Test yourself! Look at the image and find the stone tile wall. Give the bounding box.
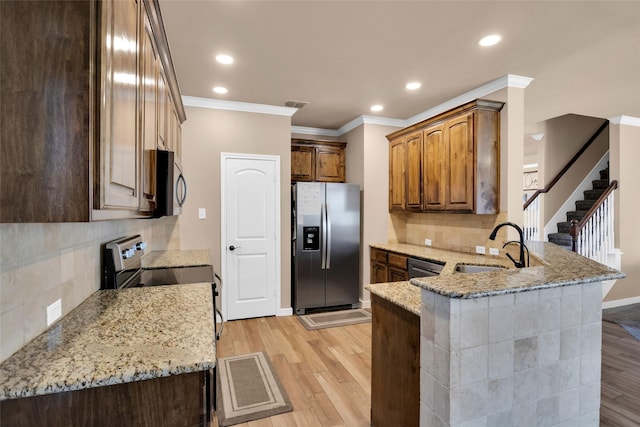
[420,282,603,426]
[0,217,180,362]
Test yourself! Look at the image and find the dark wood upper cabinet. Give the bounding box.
[387,99,503,214]
[291,139,346,183]
[0,0,185,223]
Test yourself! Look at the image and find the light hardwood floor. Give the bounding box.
[210,317,640,427]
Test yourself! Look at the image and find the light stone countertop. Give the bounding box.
[142,249,211,269]
[0,283,216,401]
[366,241,625,308]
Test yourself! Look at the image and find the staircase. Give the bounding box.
[548,167,610,249]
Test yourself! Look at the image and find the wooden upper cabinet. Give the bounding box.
[389,138,406,211]
[0,0,185,222]
[387,99,503,214]
[291,145,316,181]
[445,113,474,211]
[423,124,446,211]
[291,140,346,183]
[98,0,140,210]
[139,11,158,215]
[405,132,423,211]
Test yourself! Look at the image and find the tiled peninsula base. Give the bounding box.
[420,282,603,426]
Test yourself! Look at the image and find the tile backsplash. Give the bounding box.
[0,217,180,362]
[389,211,509,254]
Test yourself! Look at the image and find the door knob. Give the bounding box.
[229,245,241,251]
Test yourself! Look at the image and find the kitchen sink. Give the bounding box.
[454,264,507,273]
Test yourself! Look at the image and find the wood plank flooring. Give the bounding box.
[210,317,640,426]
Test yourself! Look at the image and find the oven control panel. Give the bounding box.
[105,235,147,273]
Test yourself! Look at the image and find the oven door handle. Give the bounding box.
[213,273,224,340]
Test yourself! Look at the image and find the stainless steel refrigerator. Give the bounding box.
[292,182,361,315]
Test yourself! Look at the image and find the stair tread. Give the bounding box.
[584,189,606,199]
[592,179,609,189]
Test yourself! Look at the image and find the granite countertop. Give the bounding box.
[0,283,216,401]
[366,241,625,305]
[142,249,210,269]
[367,281,421,316]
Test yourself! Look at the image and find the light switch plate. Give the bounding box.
[489,247,500,256]
[198,208,206,219]
[424,239,432,246]
[475,245,486,254]
[47,299,62,326]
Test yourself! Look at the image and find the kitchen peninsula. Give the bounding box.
[367,241,624,427]
[0,283,216,426]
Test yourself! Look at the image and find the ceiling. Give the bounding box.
[159,1,640,133]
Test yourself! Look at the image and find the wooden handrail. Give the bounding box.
[523,120,609,210]
[569,180,618,252]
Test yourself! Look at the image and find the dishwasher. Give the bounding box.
[408,257,445,278]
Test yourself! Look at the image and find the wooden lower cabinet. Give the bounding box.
[0,371,208,427]
[371,294,419,427]
[370,248,408,283]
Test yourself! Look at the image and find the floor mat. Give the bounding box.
[297,308,372,331]
[217,352,292,426]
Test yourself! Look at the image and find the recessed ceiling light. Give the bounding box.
[478,34,502,47]
[405,82,421,90]
[213,86,228,94]
[370,105,383,112]
[215,54,234,64]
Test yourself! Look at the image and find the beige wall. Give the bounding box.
[541,115,609,223]
[179,107,292,312]
[0,217,179,362]
[344,123,400,302]
[606,122,640,302]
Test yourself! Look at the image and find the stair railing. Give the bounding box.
[523,120,609,241]
[569,180,617,264]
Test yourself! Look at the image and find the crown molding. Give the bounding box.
[406,74,534,126]
[182,96,298,117]
[291,126,340,137]
[609,115,640,127]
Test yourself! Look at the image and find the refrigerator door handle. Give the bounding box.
[321,203,327,270]
[326,204,332,269]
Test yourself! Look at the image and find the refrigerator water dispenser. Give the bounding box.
[302,226,320,251]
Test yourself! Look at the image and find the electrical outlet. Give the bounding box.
[198,208,206,219]
[424,239,432,246]
[475,245,486,255]
[489,247,500,256]
[47,299,62,326]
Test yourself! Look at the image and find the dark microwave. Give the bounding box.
[154,150,186,217]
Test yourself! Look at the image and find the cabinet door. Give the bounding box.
[157,68,169,150]
[315,146,345,182]
[139,11,157,214]
[389,139,406,211]
[422,125,445,211]
[405,132,423,211]
[371,262,389,284]
[388,267,409,282]
[445,112,474,212]
[99,0,140,210]
[291,145,315,181]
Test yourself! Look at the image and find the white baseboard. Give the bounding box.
[277,307,293,316]
[602,296,640,309]
[359,299,371,309]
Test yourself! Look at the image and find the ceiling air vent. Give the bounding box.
[284,100,309,109]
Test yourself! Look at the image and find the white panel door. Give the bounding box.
[223,155,279,320]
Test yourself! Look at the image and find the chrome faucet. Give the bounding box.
[489,222,527,268]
